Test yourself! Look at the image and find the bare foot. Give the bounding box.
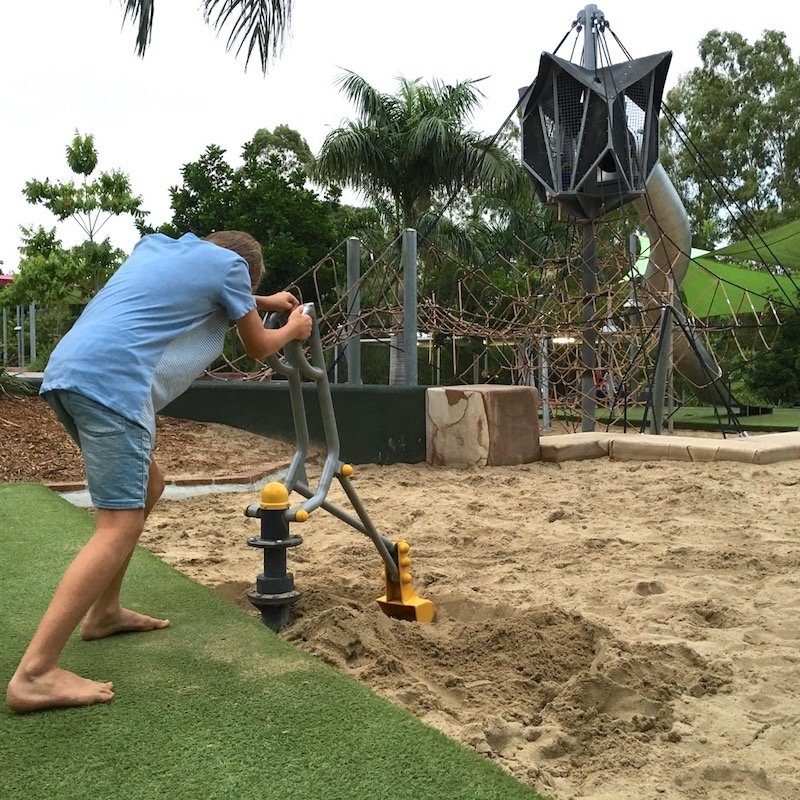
[6,667,114,713]
[80,608,170,641]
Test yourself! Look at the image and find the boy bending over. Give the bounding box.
[6,230,311,712]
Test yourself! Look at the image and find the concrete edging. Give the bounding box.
[539,431,800,464]
[44,458,293,493]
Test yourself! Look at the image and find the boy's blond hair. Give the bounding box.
[204,230,264,290]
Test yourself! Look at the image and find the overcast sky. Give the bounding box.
[1,0,797,273]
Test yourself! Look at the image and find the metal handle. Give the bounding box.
[262,302,398,578]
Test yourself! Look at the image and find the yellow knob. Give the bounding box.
[341,464,354,477]
[398,541,410,555]
[259,482,290,510]
[294,509,309,522]
[400,556,411,568]
[401,572,413,584]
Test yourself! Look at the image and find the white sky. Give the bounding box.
[1,0,797,273]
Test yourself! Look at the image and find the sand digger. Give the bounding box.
[244,303,435,631]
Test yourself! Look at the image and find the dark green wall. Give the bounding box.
[162,381,427,465]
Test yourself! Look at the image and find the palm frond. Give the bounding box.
[203,0,292,73]
[121,0,155,57]
[335,71,401,126]
[120,1,291,72]
[314,123,399,201]
[0,368,36,398]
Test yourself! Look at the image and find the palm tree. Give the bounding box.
[121,0,292,73]
[314,71,521,384]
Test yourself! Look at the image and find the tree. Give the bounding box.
[120,0,292,73]
[741,295,800,405]
[14,132,145,302]
[155,128,344,300]
[315,72,521,234]
[663,30,800,248]
[242,124,314,176]
[3,133,145,362]
[313,71,523,383]
[2,227,123,310]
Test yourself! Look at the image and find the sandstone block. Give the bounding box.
[426,385,540,467]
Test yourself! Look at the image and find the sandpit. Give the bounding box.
[140,440,800,800]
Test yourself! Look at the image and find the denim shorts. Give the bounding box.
[44,390,153,510]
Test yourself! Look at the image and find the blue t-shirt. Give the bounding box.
[41,233,256,428]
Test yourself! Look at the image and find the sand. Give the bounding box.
[141,434,800,800]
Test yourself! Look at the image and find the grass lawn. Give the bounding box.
[550,404,800,433]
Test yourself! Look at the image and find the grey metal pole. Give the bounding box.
[580,223,599,432]
[666,277,675,434]
[651,277,675,435]
[28,302,36,364]
[651,303,672,435]
[401,228,418,386]
[15,305,25,368]
[2,306,7,366]
[577,5,607,71]
[577,4,603,432]
[333,336,339,384]
[344,237,362,385]
[578,5,599,70]
[539,336,550,430]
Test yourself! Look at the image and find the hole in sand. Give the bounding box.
[433,594,518,623]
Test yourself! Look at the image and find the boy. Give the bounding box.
[6,230,311,712]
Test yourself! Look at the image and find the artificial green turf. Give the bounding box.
[0,484,544,800]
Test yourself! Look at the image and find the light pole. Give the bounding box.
[15,306,24,368]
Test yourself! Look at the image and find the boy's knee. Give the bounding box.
[149,473,166,502]
[95,509,147,547]
[148,462,166,504]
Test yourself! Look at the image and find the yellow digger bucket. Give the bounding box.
[377,540,436,623]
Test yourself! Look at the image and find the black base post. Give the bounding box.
[245,487,302,631]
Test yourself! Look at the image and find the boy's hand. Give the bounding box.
[256,292,300,313]
[286,305,313,341]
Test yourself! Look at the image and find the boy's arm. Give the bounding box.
[235,307,312,361]
[254,292,300,313]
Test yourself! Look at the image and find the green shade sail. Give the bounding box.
[636,218,800,319]
[712,217,800,270]
[683,255,799,318]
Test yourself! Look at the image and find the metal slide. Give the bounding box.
[633,163,738,419]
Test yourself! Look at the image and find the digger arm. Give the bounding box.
[259,303,435,623]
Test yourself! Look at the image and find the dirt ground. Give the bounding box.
[0,394,297,484]
[4,395,800,800]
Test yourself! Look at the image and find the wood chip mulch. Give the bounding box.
[0,395,253,485]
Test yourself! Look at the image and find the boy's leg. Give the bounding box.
[81,460,170,640]
[6,508,146,712]
[6,393,167,712]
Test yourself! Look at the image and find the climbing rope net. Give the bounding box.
[205,218,791,432]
